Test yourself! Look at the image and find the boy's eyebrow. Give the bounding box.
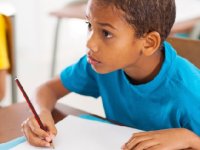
[85,15,117,30]
[97,22,117,30]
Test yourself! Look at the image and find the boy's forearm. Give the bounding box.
[34,84,58,112]
[33,77,70,113]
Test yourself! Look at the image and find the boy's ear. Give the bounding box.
[142,32,161,56]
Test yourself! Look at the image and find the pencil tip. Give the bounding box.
[50,142,55,149]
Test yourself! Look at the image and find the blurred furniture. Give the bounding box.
[167,37,200,68]
[50,1,87,77]
[171,18,200,36]
[0,102,88,143]
[0,2,17,103]
[171,0,200,37]
[189,21,200,39]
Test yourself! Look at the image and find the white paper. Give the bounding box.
[11,115,142,150]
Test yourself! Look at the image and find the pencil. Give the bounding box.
[15,77,54,149]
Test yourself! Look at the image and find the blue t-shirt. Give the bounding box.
[60,41,200,135]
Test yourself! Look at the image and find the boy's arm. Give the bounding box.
[21,76,71,147]
[34,76,71,112]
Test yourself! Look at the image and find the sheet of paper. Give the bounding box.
[11,115,142,150]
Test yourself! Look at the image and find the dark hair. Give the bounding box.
[97,0,176,43]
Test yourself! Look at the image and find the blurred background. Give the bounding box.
[0,0,105,117]
[0,0,200,117]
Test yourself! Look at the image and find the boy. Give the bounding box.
[22,0,200,149]
[0,14,10,101]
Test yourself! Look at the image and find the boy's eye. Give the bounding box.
[102,30,112,38]
[86,21,92,30]
[85,21,112,39]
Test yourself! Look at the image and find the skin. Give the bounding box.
[21,0,200,149]
[86,0,163,84]
[21,76,70,147]
[0,70,7,101]
[121,128,200,150]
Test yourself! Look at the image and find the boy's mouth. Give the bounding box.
[87,55,101,65]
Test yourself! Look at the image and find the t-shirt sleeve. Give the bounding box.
[60,55,100,98]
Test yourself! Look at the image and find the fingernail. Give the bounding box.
[45,136,51,142]
[121,144,126,149]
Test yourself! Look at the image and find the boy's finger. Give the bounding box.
[27,118,49,139]
[47,124,57,136]
[30,136,51,148]
[23,123,51,147]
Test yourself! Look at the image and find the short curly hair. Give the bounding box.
[96,0,176,43]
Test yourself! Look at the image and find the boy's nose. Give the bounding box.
[86,32,98,53]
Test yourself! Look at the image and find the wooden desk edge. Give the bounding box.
[0,102,89,143]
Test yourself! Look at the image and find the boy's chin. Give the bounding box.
[91,66,112,74]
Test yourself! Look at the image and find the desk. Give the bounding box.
[171,18,200,35]
[0,102,88,143]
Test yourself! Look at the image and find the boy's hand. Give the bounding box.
[21,110,57,147]
[121,128,199,150]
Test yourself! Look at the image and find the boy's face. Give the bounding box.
[86,0,145,74]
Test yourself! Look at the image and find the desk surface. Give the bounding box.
[0,102,87,143]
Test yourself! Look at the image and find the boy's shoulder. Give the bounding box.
[174,54,200,80]
[164,41,199,74]
[164,42,200,95]
[164,41,200,78]
[169,56,200,101]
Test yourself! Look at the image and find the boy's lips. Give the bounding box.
[87,55,101,65]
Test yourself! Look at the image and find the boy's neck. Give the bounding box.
[124,49,164,85]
